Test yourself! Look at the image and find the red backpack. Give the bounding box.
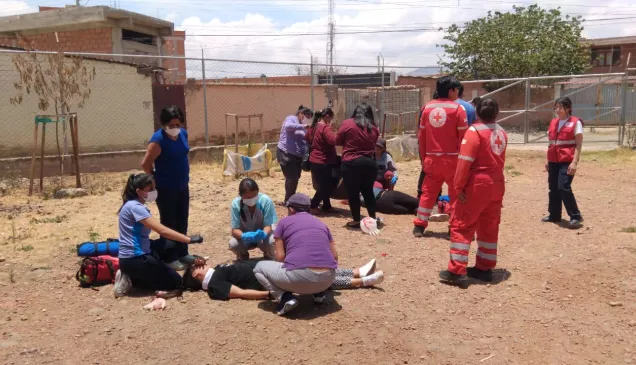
[76,255,120,287]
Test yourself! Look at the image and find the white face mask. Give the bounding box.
[242,196,258,207]
[144,190,158,204]
[164,127,180,137]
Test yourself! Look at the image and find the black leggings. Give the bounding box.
[277,148,303,203]
[310,163,335,209]
[341,156,378,221]
[375,190,419,215]
[119,238,182,291]
[156,186,189,260]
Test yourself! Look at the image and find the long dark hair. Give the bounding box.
[554,97,573,116]
[118,173,154,213]
[350,103,376,132]
[182,265,202,291]
[476,97,499,123]
[310,107,334,129]
[238,178,259,221]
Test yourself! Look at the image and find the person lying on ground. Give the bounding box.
[252,193,338,315]
[229,178,278,261]
[182,257,384,301]
[114,173,203,298]
[374,138,398,190]
[354,181,451,220]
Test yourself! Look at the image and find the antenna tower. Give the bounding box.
[326,0,335,83]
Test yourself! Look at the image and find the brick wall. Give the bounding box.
[216,75,312,84]
[0,28,113,54]
[162,30,186,83]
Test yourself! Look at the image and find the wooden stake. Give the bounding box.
[259,114,264,145]
[234,114,239,178]
[39,123,46,191]
[69,115,81,188]
[28,122,39,196]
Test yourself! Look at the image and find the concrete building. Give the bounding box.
[581,36,636,74]
[0,5,186,82]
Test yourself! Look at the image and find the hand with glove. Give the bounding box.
[253,229,268,242]
[189,235,204,244]
[390,174,398,185]
[241,231,258,243]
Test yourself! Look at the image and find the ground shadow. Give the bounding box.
[556,220,583,230]
[468,268,512,286]
[316,206,351,219]
[257,292,343,320]
[423,231,450,240]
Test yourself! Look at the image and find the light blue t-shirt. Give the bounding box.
[456,99,477,125]
[230,193,278,232]
[118,200,152,258]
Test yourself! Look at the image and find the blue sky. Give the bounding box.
[2,0,636,69]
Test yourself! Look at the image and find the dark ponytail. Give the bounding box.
[297,104,312,118]
[118,173,154,213]
[311,110,323,129]
[238,178,259,221]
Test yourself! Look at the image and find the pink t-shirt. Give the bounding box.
[274,212,337,271]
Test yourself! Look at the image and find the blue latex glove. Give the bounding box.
[390,175,398,185]
[253,229,268,242]
[439,195,450,203]
[241,231,258,243]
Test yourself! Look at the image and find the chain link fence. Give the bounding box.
[0,48,633,166]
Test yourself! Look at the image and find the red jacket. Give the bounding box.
[419,98,468,161]
[306,122,338,165]
[455,122,507,192]
[547,117,581,163]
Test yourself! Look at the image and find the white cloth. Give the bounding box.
[201,268,215,290]
[558,119,583,135]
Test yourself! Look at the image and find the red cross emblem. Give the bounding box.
[490,129,506,155]
[428,107,447,128]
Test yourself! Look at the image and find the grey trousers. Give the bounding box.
[253,260,336,301]
[229,234,275,260]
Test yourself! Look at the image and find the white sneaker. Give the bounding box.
[429,213,450,222]
[358,258,377,277]
[362,271,384,287]
[113,270,132,298]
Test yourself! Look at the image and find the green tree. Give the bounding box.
[439,5,589,81]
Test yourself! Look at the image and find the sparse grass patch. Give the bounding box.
[620,226,636,233]
[505,164,523,177]
[30,215,68,224]
[19,244,34,252]
[88,228,100,242]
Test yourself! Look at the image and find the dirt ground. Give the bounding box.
[1,148,636,365]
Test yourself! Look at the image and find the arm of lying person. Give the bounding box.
[141,216,191,244]
[228,286,271,300]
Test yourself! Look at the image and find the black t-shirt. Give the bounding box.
[207,260,264,301]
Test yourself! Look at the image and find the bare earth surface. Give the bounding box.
[1,149,636,365]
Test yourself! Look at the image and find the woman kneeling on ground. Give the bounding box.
[114,173,203,297]
[253,193,338,316]
[229,178,278,261]
[182,257,384,301]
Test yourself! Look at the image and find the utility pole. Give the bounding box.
[327,0,335,84]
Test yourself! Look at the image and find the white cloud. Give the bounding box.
[0,0,36,16]
[177,0,636,70]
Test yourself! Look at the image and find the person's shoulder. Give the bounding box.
[257,193,274,206]
[230,196,242,209]
[149,129,164,143]
[181,128,189,138]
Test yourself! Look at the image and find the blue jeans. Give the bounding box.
[547,162,582,220]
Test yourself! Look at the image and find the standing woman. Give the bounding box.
[336,103,380,228]
[543,97,584,229]
[306,107,337,214]
[141,105,192,271]
[277,105,312,204]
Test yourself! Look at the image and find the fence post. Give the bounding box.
[201,50,210,150]
[310,55,314,112]
[379,53,385,135]
[619,73,628,146]
[524,78,530,143]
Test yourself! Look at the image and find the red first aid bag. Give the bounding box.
[75,255,120,287]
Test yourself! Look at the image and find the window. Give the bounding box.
[591,47,622,67]
[122,29,155,46]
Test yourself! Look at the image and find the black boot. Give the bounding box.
[568,218,583,229]
[413,225,425,238]
[439,270,468,286]
[466,267,493,282]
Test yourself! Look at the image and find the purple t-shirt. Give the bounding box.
[274,212,337,271]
